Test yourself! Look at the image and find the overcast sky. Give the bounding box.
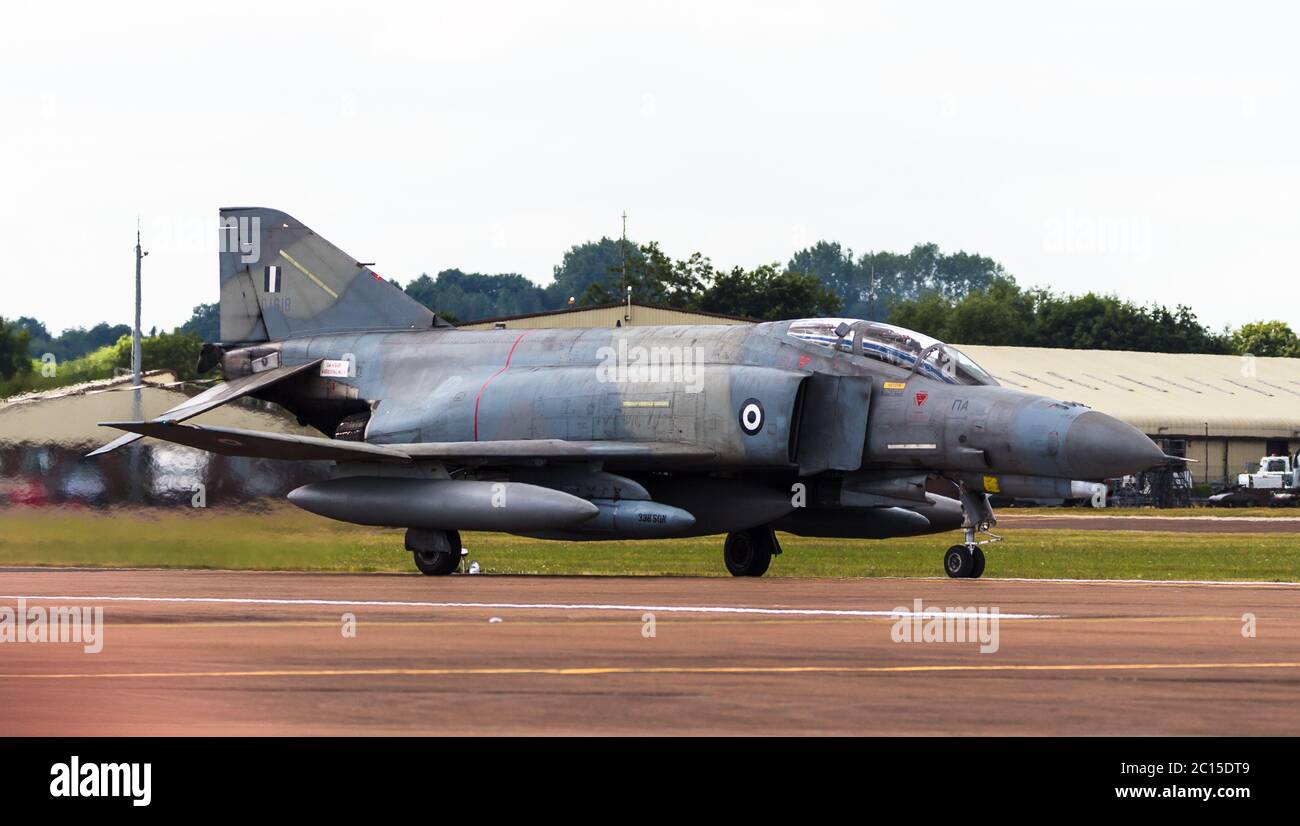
[2,0,1296,335]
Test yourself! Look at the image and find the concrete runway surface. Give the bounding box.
[2,568,1298,736]
[993,513,1300,532]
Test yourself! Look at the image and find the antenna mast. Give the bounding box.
[621,211,631,323]
[132,221,148,387]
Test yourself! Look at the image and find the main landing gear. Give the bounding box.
[407,528,462,576]
[723,527,781,577]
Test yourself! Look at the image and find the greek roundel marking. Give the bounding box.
[739,398,764,435]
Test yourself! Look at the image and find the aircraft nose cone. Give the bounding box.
[1063,411,1165,479]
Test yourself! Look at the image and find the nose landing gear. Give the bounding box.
[945,483,999,579]
[944,543,986,578]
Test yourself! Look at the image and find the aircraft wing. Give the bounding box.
[85,359,324,458]
[95,421,413,463]
[92,420,715,467]
[400,439,717,466]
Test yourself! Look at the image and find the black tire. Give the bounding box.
[969,546,986,579]
[944,544,974,578]
[446,529,463,572]
[412,529,462,576]
[413,549,458,575]
[724,529,774,577]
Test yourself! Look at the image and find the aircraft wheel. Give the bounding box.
[944,545,974,578]
[724,529,774,577]
[969,546,986,579]
[410,529,462,576]
[413,549,458,576]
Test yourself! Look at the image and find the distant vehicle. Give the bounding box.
[1208,452,1300,507]
[89,207,1173,578]
[1238,454,1300,490]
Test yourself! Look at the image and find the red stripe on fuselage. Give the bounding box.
[472,333,527,441]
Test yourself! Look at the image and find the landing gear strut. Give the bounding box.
[723,527,781,577]
[407,528,462,576]
[945,483,999,579]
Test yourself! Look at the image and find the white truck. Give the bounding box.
[1238,454,1300,489]
[1209,452,1300,507]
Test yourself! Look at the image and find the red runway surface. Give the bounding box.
[993,513,1300,532]
[2,568,1297,735]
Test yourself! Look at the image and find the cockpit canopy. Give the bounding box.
[787,318,999,387]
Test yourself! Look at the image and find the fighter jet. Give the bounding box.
[89,208,1170,578]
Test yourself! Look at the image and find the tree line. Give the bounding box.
[393,237,840,324]
[386,237,1003,324]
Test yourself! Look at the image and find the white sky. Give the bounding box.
[2,0,1296,334]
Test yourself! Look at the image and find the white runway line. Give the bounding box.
[0,594,1057,620]
[985,577,1300,587]
[1004,514,1300,523]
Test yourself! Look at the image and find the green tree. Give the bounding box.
[0,316,33,380]
[112,330,211,381]
[180,303,220,342]
[791,241,1004,320]
[944,278,1037,345]
[887,279,1229,353]
[884,291,955,339]
[404,270,546,321]
[584,242,711,308]
[788,241,858,305]
[695,264,841,321]
[548,238,643,308]
[1230,320,1299,357]
[17,318,131,361]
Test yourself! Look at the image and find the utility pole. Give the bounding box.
[132,222,148,387]
[621,211,631,323]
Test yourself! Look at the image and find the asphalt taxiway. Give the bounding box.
[2,568,1298,735]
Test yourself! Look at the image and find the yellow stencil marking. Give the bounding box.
[279,249,339,299]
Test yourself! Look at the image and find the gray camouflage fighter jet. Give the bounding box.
[89,208,1170,578]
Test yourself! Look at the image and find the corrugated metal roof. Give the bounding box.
[956,345,1300,438]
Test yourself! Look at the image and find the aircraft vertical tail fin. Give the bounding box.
[218,207,440,344]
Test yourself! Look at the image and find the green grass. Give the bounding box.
[0,344,123,398]
[1002,506,1299,518]
[1,505,1297,581]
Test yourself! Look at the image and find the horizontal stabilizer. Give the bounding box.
[96,421,412,463]
[86,359,323,458]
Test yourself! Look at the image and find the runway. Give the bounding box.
[2,568,1299,735]
[992,512,1300,532]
